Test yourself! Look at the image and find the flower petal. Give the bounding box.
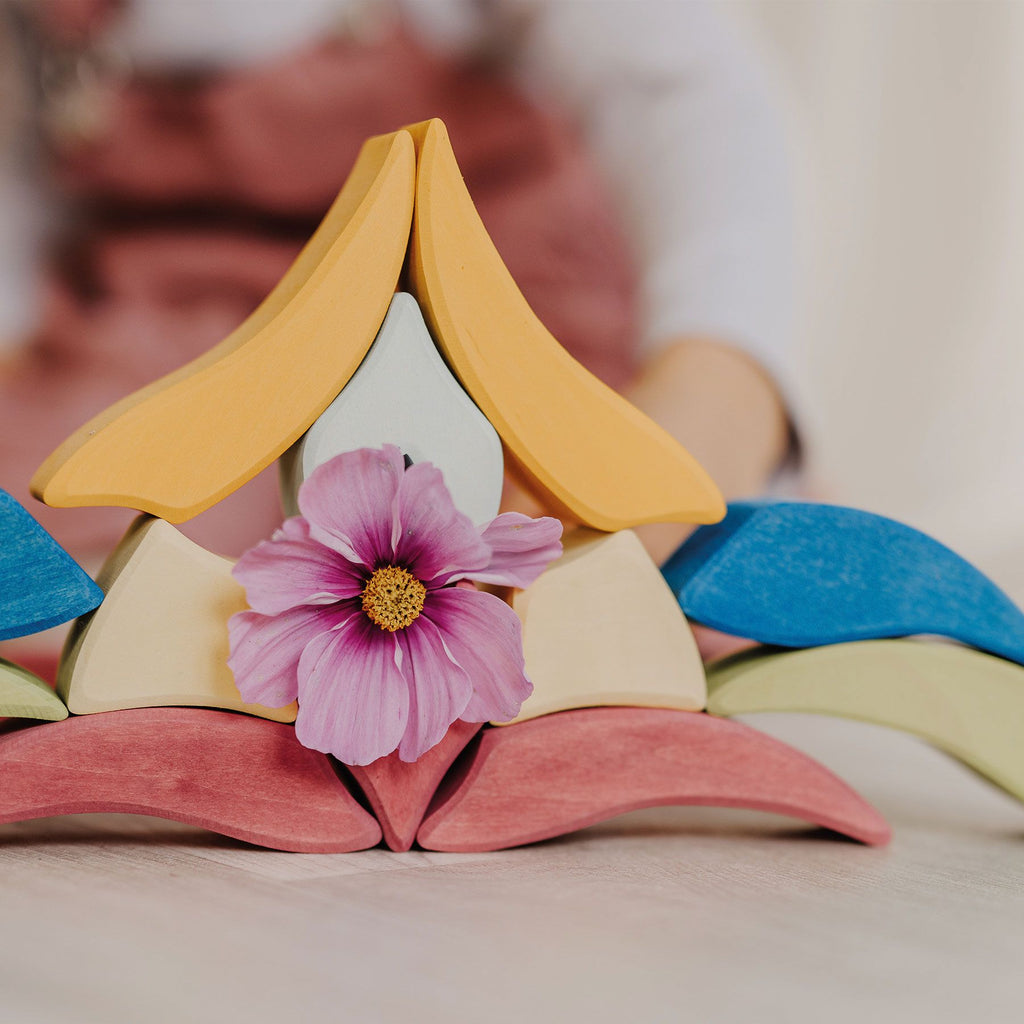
[298,446,405,568]
[392,461,491,585]
[227,604,353,708]
[469,513,564,589]
[423,587,532,723]
[295,614,410,765]
[396,617,473,763]
[233,516,366,615]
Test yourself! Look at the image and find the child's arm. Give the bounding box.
[626,338,790,565]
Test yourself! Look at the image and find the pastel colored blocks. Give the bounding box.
[0,489,103,641]
[662,501,1024,663]
[503,529,706,725]
[707,639,1024,802]
[58,516,297,721]
[11,118,979,858]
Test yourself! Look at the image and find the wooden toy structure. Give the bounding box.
[2,120,1021,853]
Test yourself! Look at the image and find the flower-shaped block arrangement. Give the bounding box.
[10,119,905,853]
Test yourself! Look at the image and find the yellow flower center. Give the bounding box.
[361,565,427,632]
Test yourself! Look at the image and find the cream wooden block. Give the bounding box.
[407,118,725,532]
[58,517,296,722]
[32,129,415,521]
[282,292,503,524]
[498,529,707,725]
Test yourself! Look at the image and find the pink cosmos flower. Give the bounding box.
[227,446,562,766]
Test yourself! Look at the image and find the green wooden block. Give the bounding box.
[707,640,1024,803]
[0,659,69,721]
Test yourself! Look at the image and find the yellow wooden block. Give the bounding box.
[407,118,725,532]
[32,129,416,521]
[498,529,707,725]
[58,516,296,722]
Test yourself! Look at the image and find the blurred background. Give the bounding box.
[741,0,1024,601]
[2,0,1023,599]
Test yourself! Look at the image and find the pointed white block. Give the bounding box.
[499,529,707,725]
[58,516,297,722]
[282,292,504,525]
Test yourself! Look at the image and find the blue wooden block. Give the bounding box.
[0,490,103,641]
[661,501,1024,665]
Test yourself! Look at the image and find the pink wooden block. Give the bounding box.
[347,720,480,851]
[0,708,381,852]
[418,708,891,851]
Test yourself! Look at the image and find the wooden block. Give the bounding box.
[0,659,68,721]
[707,639,1024,803]
[347,720,480,852]
[406,118,725,532]
[0,490,103,641]
[282,292,503,524]
[58,516,297,722]
[501,529,706,725]
[0,708,381,852]
[663,501,1024,665]
[417,707,891,851]
[31,129,415,522]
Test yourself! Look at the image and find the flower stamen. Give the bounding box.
[362,565,427,632]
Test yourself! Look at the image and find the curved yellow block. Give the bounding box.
[0,659,68,721]
[498,529,706,725]
[407,118,725,532]
[707,640,1024,803]
[32,129,416,521]
[58,516,296,723]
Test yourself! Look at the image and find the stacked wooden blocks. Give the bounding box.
[2,120,1020,853]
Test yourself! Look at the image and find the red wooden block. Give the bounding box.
[418,708,891,851]
[347,720,480,851]
[0,708,381,852]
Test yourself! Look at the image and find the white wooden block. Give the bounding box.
[499,529,707,725]
[282,292,504,525]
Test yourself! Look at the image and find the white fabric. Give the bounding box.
[496,1,795,385]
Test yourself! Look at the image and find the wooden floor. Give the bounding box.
[1,714,1021,1024]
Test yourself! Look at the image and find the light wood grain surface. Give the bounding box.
[0,714,1021,1023]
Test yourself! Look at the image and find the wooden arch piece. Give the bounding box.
[346,720,481,851]
[417,707,891,851]
[707,639,1024,802]
[0,709,381,852]
[406,118,725,532]
[0,659,68,721]
[662,501,1024,665]
[58,516,296,722]
[282,292,503,524]
[0,490,102,641]
[501,529,706,725]
[32,129,416,521]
